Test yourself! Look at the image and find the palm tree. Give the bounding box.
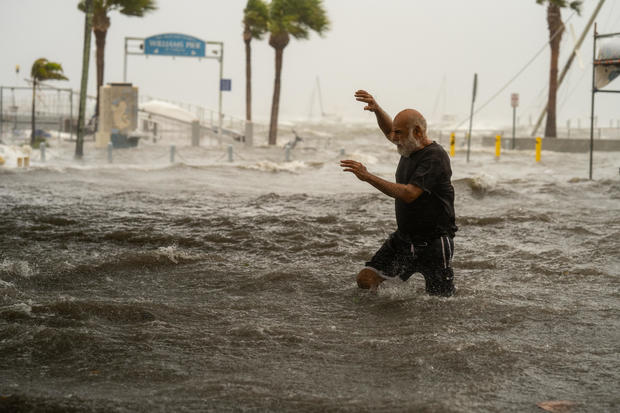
[267,0,329,145]
[78,0,157,118]
[536,0,582,138]
[30,58,68,146]
[243,0,269,122]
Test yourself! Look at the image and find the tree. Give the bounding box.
[243,0,269,122]
[536,0,582,138]
[267,0,329,145]
[78,0,157,119]
[30,58,68,146]
[76,0,94,159]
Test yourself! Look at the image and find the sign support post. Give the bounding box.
[511,93,519,150]
[217,42,223,138]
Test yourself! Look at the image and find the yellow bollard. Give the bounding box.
[24,157,30,168]
[535,137,542,162]
[0,155,5,166]
[495,135,501,159]
[17,157,23,168]
[450,132,455,157]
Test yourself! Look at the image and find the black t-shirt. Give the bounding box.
[395,142,457,241]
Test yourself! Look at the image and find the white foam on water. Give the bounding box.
[0,259,35,278]
[156,245,193,264]
[0,279,16,289]
[240,160,315,173]
[345,152,379,165]
[3,302,33,315]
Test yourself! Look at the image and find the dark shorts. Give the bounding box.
[365,231,455,296]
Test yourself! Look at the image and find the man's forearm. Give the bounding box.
[374,107,393,138]
[365,173,420,203]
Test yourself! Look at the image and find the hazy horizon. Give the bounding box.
[1,0,619,130]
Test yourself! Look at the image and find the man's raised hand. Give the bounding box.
[340,159,370,182]
[354,90,380,112]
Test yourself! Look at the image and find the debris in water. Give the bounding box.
[536,400,576,412]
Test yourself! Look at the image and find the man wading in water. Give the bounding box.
[340,90,457,296]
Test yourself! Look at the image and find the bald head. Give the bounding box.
[393,109,427,139]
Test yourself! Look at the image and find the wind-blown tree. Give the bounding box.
[243,0,269,122]
[30,58,68,146]
[536,0,582,138]
[78,0,157,118]
[267,0,329,145]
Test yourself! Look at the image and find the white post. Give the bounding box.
[244,121,253,146]
[218,43,224,139]
[191,120,200,146]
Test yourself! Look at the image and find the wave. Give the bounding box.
[238,160,324,173]
[0,259,36,278]
[454,175,498,198]
[32,299,156,323]
[64,246,200,275]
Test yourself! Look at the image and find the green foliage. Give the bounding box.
[30,58,68,82]
[535,0,582,14]
[78,0,157,17]
[269,0,330,40]
[244,0,270,40]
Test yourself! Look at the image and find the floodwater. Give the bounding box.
[1,124,619,412]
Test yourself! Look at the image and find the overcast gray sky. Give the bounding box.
[1,0,619,129]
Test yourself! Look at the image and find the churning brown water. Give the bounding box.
[1,123,619,412]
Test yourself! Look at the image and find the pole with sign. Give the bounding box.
[466,73,477,163]
[123,33,225,138]
[511,93,519,149]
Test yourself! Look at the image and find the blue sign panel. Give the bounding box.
[220,79,232,91]
[144,33,206,57]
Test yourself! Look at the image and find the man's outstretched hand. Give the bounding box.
[355,90,380,112]
[340,159,370,182]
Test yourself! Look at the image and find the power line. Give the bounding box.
[450,10,578,130]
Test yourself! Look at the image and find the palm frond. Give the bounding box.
[244,0,270,39]
[269,0,330,40]
[31,58,68,82]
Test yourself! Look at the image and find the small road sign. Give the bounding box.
[511,93,519,108]
[220,79,231,91]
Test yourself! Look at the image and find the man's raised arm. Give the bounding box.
[354,90,393,140]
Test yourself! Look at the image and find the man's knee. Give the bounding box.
[357,268,384,290]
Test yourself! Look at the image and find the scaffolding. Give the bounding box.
[589,24,620,179]
[0,84,96,143]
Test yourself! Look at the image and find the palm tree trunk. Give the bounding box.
[30,80,36,146]
[76,0,94,158]
[269,46,284,145]
[544,3,563,138]
[94,28,107,119]
[245,36,252,122]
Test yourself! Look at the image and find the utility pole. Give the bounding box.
[466,73,478,163]
[511,93,519,149]
[75,0,93,158]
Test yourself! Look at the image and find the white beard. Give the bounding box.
[397,130,422,156]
